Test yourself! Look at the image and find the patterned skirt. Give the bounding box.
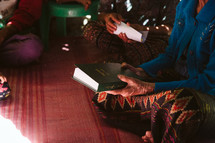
[83,21,169,66]
[92,71,215,143]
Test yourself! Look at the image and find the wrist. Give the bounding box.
[141,82,155,94]
[149,83,155,92]
[0,24,18,40]
[98,12,110,23]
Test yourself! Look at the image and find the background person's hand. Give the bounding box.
[118,32,134,43]
[117,22,143,43]
[105,75,155,97]
[121,62,149,78]
[0,73,7,84]
[79,0,91,10]
[104,13,124,34]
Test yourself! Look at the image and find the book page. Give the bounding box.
[73,68,99,92]
[113,22,148,43]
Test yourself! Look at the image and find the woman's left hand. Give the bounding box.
[105,74,155,97]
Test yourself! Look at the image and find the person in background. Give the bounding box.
[92,0,215,142]
[0,0,43,67]
[83,0,180,66]
[0,0,43,100]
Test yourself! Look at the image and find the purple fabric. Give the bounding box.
[0,33,43,66]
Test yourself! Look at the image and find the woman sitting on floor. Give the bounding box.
[92,0,215,142]
[83,0,180,66]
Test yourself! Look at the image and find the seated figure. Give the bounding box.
[92,0,215,142]
[0,0,43,67]
[83,0,180,66]
[0,0,43,100]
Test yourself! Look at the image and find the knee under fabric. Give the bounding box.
[0,33,43,66]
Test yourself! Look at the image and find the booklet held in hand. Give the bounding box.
[114,22,148,43]
[72,63,140,92]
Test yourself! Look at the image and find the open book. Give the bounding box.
[72,63,140,92]
[114,22,148,43]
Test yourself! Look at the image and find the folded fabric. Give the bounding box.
[0,82,11,100]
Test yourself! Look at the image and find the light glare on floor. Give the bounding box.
[0,115,31,143]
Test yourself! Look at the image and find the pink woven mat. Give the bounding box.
[0,37,143,143]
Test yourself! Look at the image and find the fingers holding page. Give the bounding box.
[118,33,133,43]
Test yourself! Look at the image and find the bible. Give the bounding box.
[72,63,140,92]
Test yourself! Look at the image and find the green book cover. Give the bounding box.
[73,63,141,92]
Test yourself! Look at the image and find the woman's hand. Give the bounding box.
[104,13,124,34]
[105,74,155,97]
[0,73,7,84]
[121,62,149,78]
[79,0,91,10]
[117,22,148,43]
[117,22,134,43]
[118,32,134,43]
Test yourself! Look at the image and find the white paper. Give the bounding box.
[113,22,148,43]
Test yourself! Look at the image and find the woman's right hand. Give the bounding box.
[105,74,155,97]
[117,23,143,43]
[121,62,149,78]
[104,13,124,34]
[118,32,134,43]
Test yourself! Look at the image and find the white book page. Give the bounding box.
[114,22,148,43]
[73,68,99,91]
